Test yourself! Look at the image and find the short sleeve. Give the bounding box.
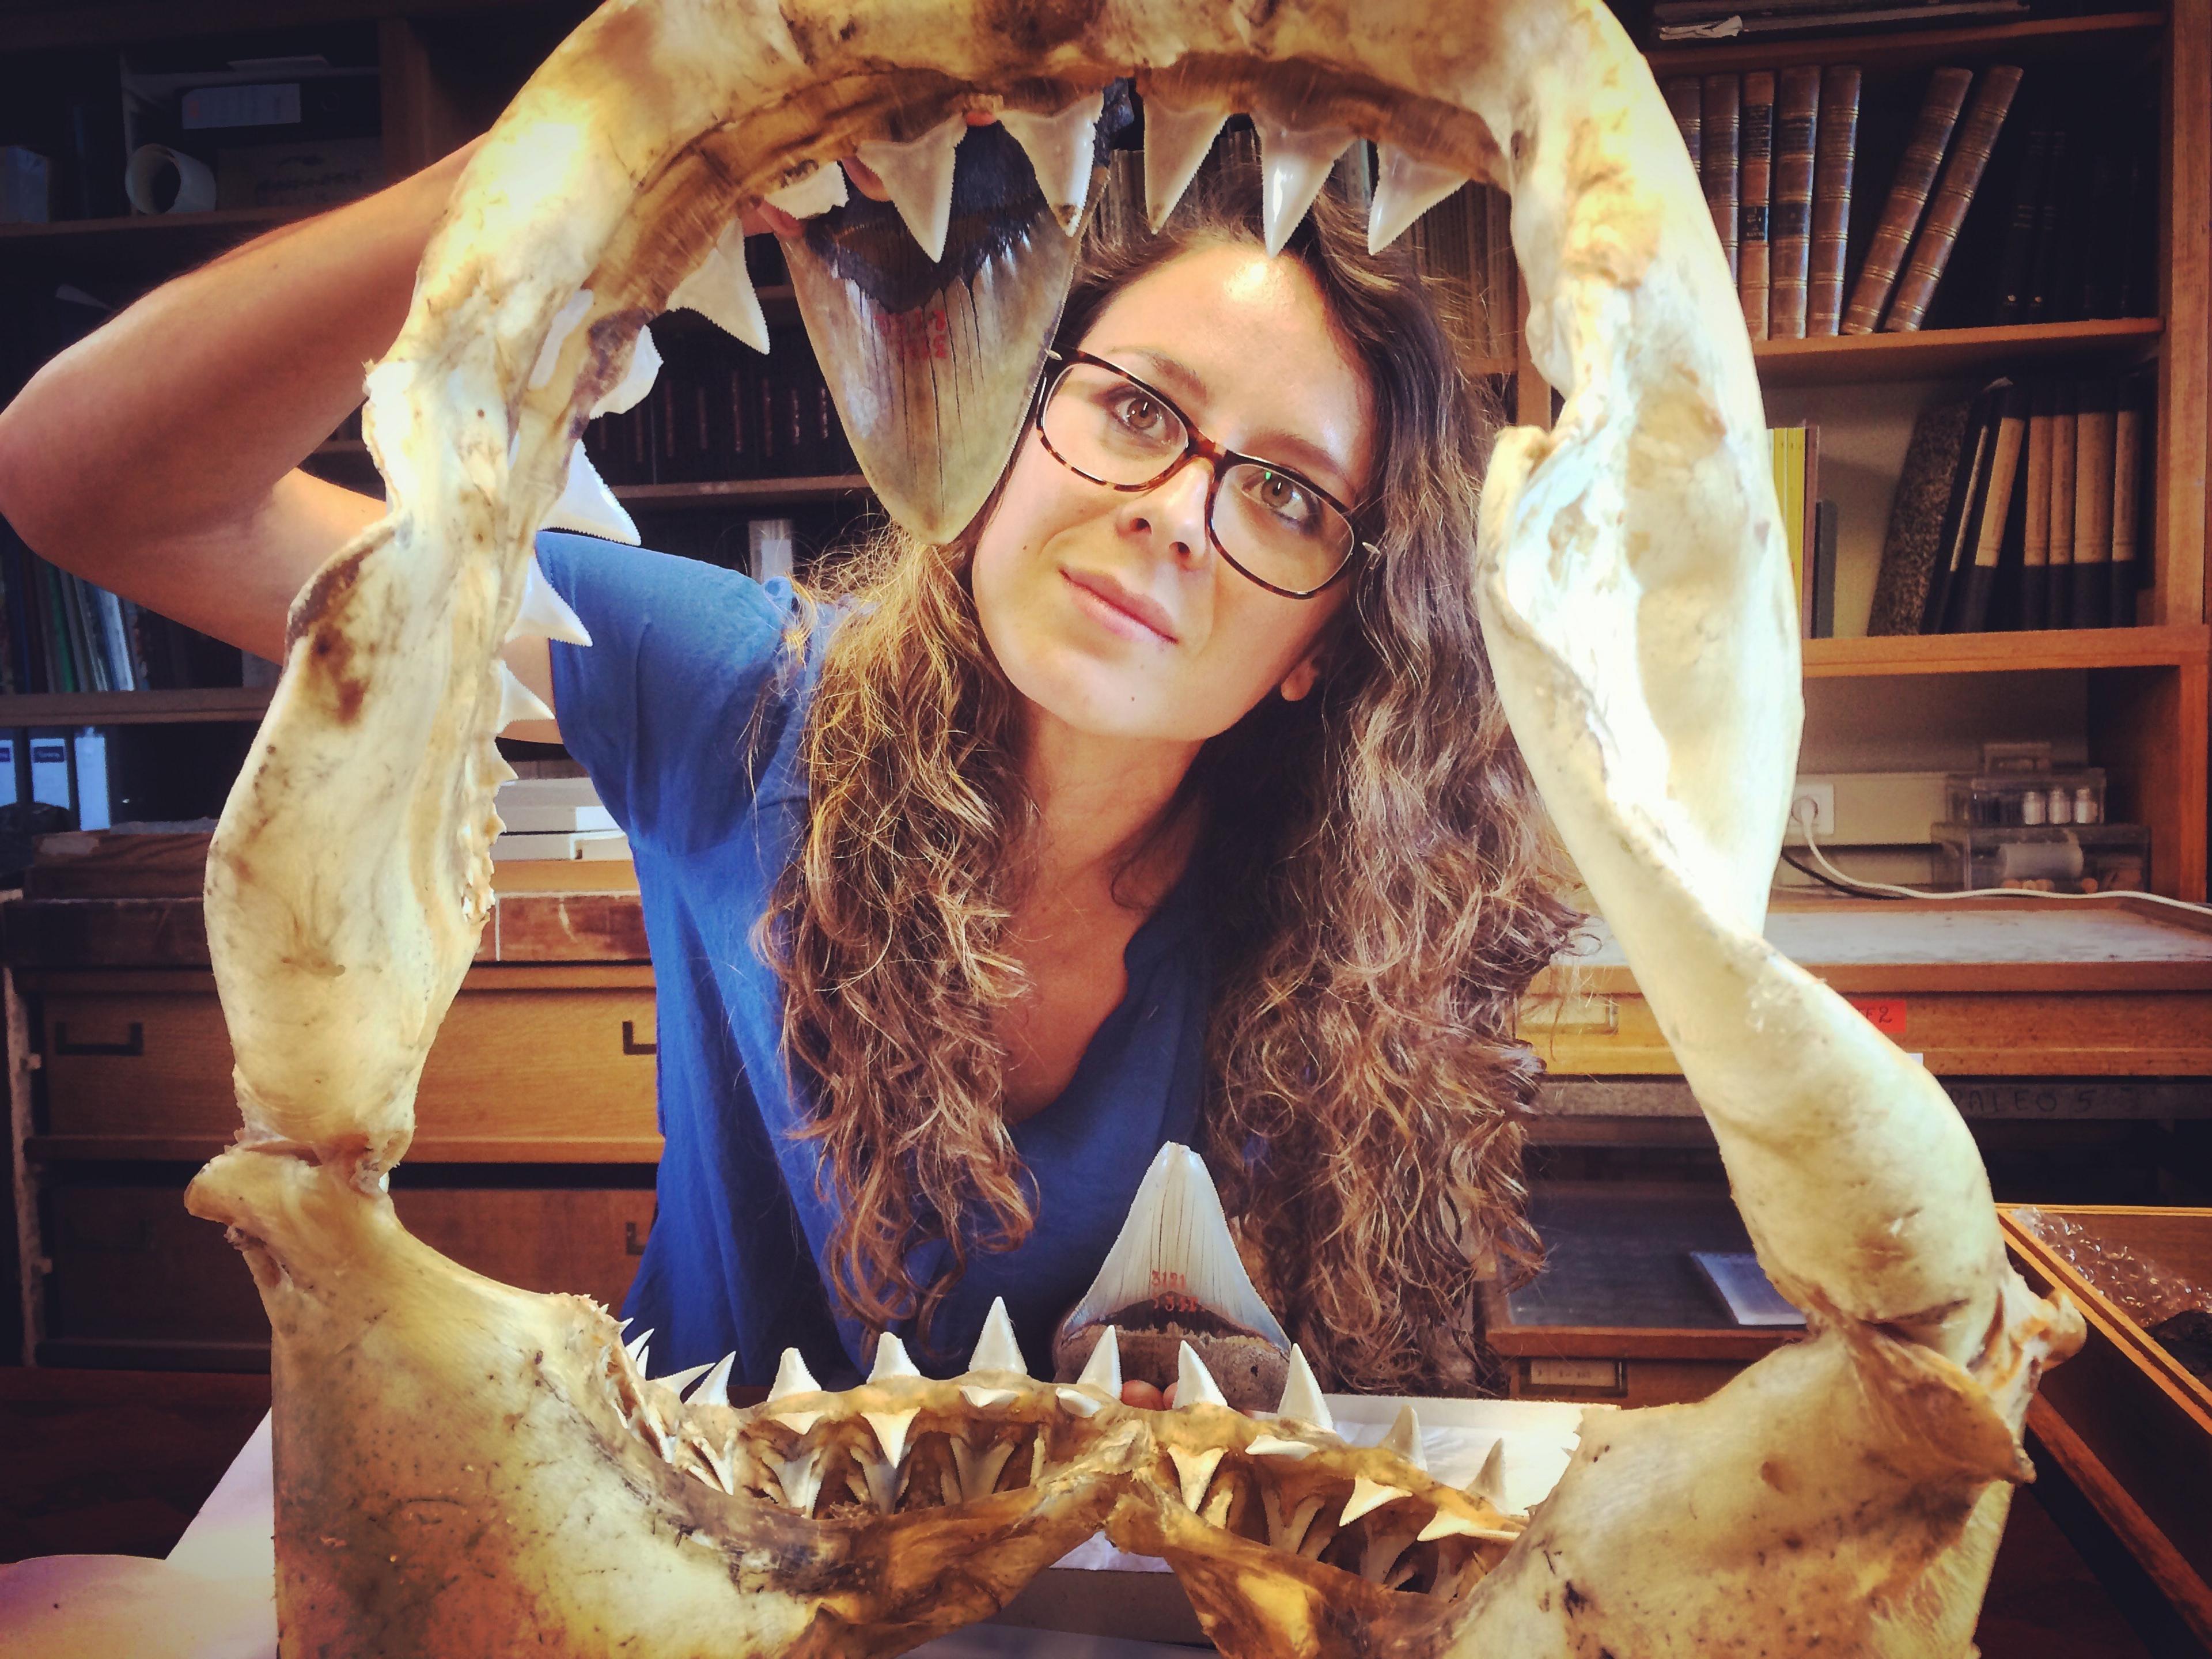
[535,532,801,850]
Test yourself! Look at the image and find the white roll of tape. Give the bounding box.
[124,145,218,215]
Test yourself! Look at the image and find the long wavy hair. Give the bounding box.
[764,146,1580,1393]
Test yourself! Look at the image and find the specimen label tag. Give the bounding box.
[1848,997,1907,1036]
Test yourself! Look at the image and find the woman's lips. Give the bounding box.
[1062,569,1178,643]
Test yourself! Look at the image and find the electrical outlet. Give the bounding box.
[1789,781,1836,839]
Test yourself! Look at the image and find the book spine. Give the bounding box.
[1989,111,2053,324]
[2047,381,2077,626]
[1664,76,1703,177]
[97,587,135,692]
[1885,65,2025,332]
[1740,72,1775,339]
[1808,66,1861,336]
[1769,67,1822,340]
[2024,126,2070,323]
[2077,137,2123,320]
[1842,66,1973,334]
[1955,382,2028,634]
[1703,74,1741,283]
[2020,382,2053,631]
[2109,376,2147,627]
[1923,387,2002,634]
[2070,378,2115,628]
[36,560,74,694]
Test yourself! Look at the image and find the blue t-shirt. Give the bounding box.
[537,533,1211,1389]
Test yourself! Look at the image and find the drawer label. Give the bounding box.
[1524,1358,1625,1393]
[1848,997,1907,1036]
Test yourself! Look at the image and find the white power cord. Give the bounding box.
[1785,794,2212,919]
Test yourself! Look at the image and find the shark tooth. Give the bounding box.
[1175,1342,1229,1411]
[767,1347,820,1402]
[495,662,555,732]
[1055,1388,1103,1418]
[654,1358,715,1395]
[529,289,594,390]
[869,1333,921,1382]
[854,113,968,263]
[961,1384,1021,1410]
[505,554,592,647]
[769,1409,825,1435]
[590,324,660,416]
[1417,1508,1491,1543]
[951,1435,1018,1501]
[862,1408,919,1468]
[1243,1434,1315,1460]
[774,1449,824,1514]
[1469,1436,1508,1507]
[967,1296,1028,1375]
[766,161,849,219]
[1075,1325,1123,1396]
[1275,1345,1333,1435]
[622,1328,654,1368]
[1264,1490,1327,1554]
[690,1353,734,1409]
[1382,1403,1428,1472]
[543,441,640,545]
[669,223,770,354]
[1339,1476,1409,1527]
[1142,96,1230,232]
[997,92,1104,234]
[785,118,1078,541]
[1369,145,1468,254]
[1255,116,1353,256]
[1167,1445,1226,1512]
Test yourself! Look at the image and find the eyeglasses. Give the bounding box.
[1033,350,1372,600]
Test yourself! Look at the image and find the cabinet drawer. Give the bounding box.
[46,1179,656,1357]
[36,975,661,1158]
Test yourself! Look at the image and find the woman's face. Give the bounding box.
[972,242,1374,747]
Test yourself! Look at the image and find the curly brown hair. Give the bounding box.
[764,145,1580,1393]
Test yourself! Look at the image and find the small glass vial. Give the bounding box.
[2021,790,2047,825]
[2048,787,2072,825]
[2075,786,2099,825]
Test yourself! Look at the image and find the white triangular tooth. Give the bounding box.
[692,1353,735,1408]
[1368,145,1468,255]
[1255,117,1353,256]
[767,1347,821,1402]
[952,1436,1019,1501]
[1339,1476,1409,1527]
[1417,1508,1486,1543]
[775,1449,824,1513]
[1075,1326,1123,1396]
[623,1328,654,1366]
[1167,1445,1226,1513]
[590,324,660,418]
[770,1409,825,1434]
[656,1359,715,1394]
[1469,1436,1507,1506]
[967,1297,1029,1376]
[1275,1346,1333,1435]
[1143,98,1230,233]
[669,224,770,355]
[961,1385,1020,1410]
[544,441,641,546]
[869,1332,922,1382]
[1056,1387,1103,1417]
[855,114,967,263]
[998,92,1104,234]
[1175,1342,1229,1411]
[507,555,592,647]
[496,661,555,732]
[863,1408,919,1468]
[766,160,849,219]
[529,289,594,390]
[1382,1403,1427,1472]
[1243,1434,1315,1460]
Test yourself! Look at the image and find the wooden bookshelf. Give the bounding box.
[0,688,272,726]
[1645,10,2168,76]
[1753,317,2162,388]
[1802,624,2211,680]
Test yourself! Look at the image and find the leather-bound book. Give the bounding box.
[1808,66,1860,336]
[1703,74,1741,281]
[1664,76,1703,176]
[2047,381,2077,625]
[1866,394,1972,636]
[2070,378,2115,629]
[1844,67,1973,334]
[1740,71,1775,338]
[1951,382,2029,634]
[1885,65,2025,332]
[1989,105,2055,324]
[1921,384,2004,635]
[2023,123,2071,323]
[2109,376,2148,627]
[1769,67,1822,340]
[2020,382,2054,631]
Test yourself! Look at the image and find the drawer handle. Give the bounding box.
[622,1021,657,1056]
[54,1021,145,1058]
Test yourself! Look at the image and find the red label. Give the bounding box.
[1849,997,1907,1035]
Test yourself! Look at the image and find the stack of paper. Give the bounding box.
[492,776,628,863]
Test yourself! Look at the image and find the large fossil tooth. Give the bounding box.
[1274,1345,1332,1435]
[854,113,969,263]
[1175,1342,1229,1411]
[1253,115,1353,256]
[1338,1476,1409,1527]
[1368,145,1469,254]
[505,554,592,648]
[543,441,641,545]
[766,1347,820,1402]
[967,1296,1029,1376]
[668,223,770,354]
[869,1333,922,1382]
[1381,1403,1427,1472]
[1141,94,1230,232]
[997,93,1105,234]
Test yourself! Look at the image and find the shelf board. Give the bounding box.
[613,474,872,507]
[0,687,273,726]
[1646,9,2166,74]
[0,206,310,269]
[1804,624,2211,679]
[1754,317,2161,387]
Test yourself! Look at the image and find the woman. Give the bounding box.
[0,137,1573,1399]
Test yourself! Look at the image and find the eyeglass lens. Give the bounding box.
[1040,361,1355,596]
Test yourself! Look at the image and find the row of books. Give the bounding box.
[1868,373,2152,636]
[1772,423,1839,638]
[585,321,859,486]
[0,527,249,695]
[1407,183,1518,366]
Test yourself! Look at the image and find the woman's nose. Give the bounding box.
[1120,452,1213,563]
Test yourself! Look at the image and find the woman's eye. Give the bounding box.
[1252,470,1317,524]
[1111,392,1165,435]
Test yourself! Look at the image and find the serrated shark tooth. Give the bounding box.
[766,161,848,219]
[869,1332,921,1382]
[529,289,594,390]
[495,662,555,733]
[951,1435,1018,1501]
[863,1408,919,1468]
[1369,145,1468,254]
[1417,1508,1489,1543]
[1382,1402,1428,1472]
[1244,1434,1315,1460]
[767,1347,820,1402]
[654,1358,715,1394]
[1175,1342,1229,1411]
[690,1353,734,1409]
[998,92,1104,234]
[590,323,660,417]
[774,1449,824,1514]
[1055,1388,1103,1417]
[854,113,968,263]
[961,1384,1021,1410]
[1167,1445,1226,1512]
[967,1296,1028,1375]
[505,554,592,647]
[1075,1325,1122,1396]
[1339,1476,1409,1527]
[543,441,640,546]
[1255,116,1353,256]
[669,223,770,354]
[1275,1345,1333,1435]
[1142,96,1230,232]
